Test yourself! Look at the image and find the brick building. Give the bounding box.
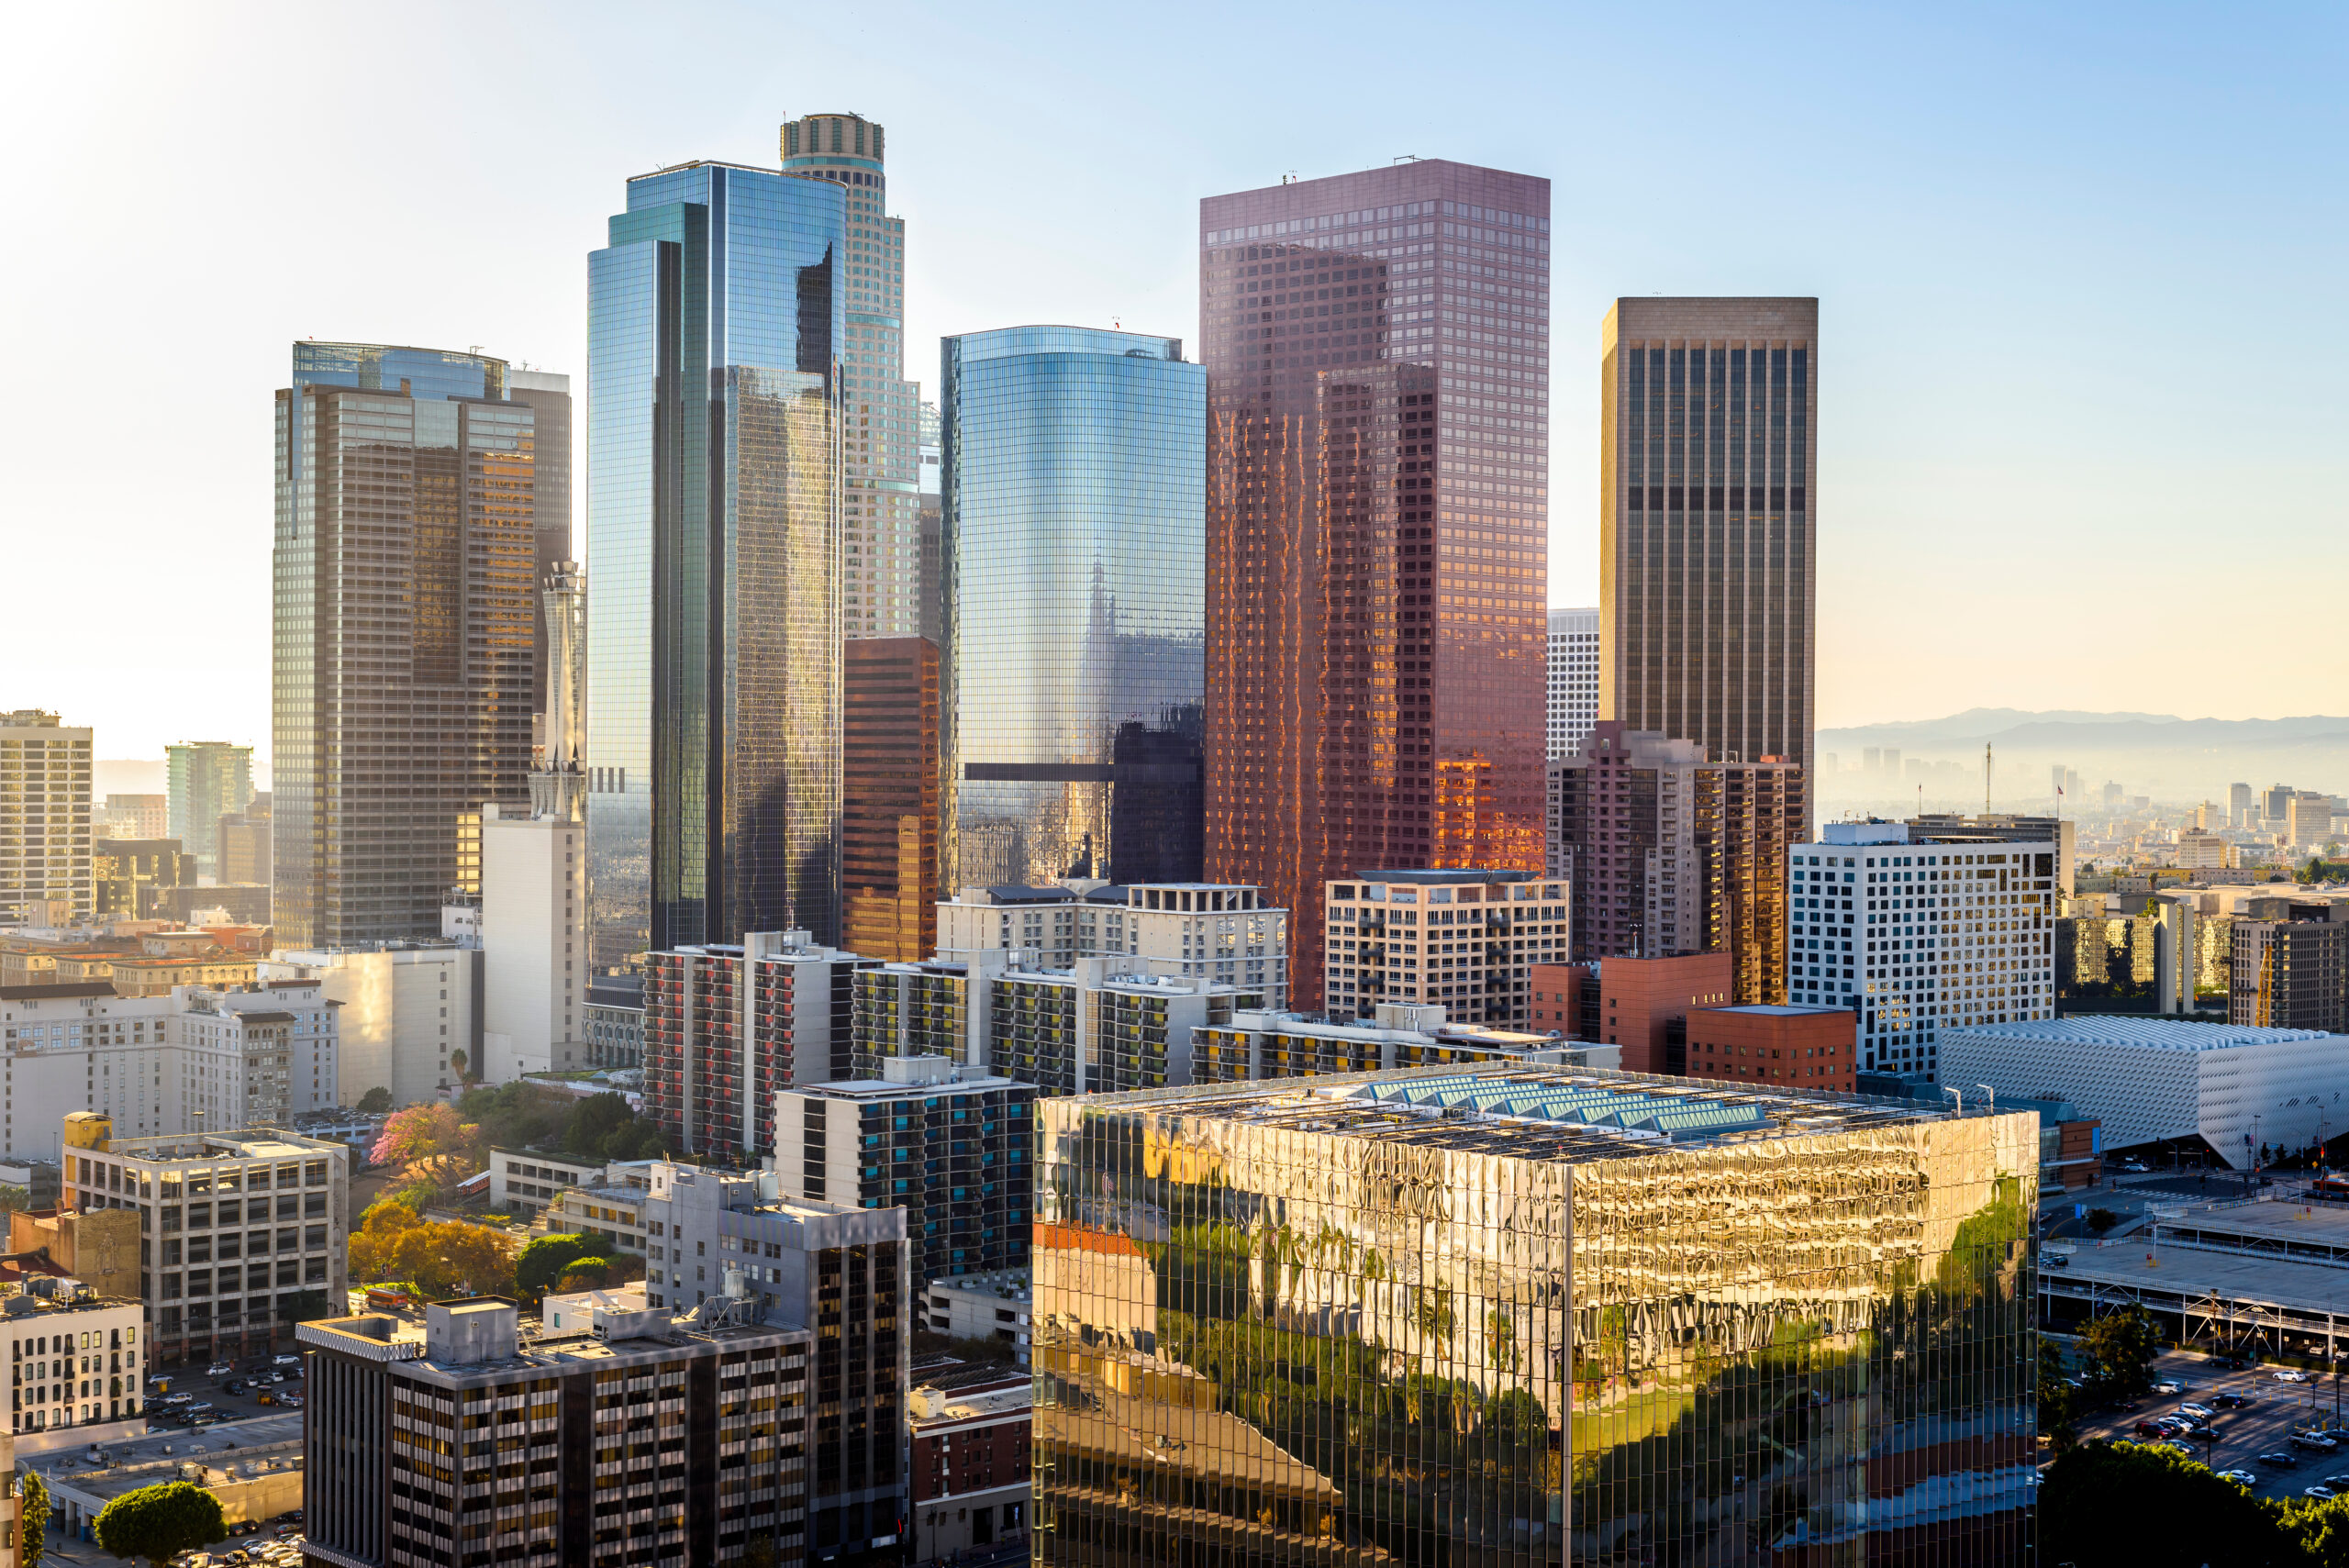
[907,1360,1031,1562]
[1532,951,1733,1073]
[1682,1003,1855,1091]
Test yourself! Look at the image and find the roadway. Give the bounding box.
[2068,1346,2349,1506]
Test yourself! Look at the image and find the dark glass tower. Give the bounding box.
[1200,163,1551,1010]
[585,161,847,973]
[941,327,1206,889]
[1600,298,1818,773]
[273,343,536,947]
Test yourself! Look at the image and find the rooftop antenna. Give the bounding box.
[1985,742,1994,817]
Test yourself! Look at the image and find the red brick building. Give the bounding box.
[1531,951,1732,1073]
[908,1360,1031,1562]
[1683,1003,1855,1091]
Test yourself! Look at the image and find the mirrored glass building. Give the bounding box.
[941,327,1207,890]
[585,161,847,973]
[1034,1066,2037,1566]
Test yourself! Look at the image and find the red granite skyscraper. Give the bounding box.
[1201,162,1550,1008]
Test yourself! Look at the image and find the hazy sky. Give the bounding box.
[6,2,2342,779]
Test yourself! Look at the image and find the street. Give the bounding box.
[2071,1347,2349,1506]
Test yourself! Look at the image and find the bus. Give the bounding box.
[2306,1175,2349,1202]
[364,1287,417,1311]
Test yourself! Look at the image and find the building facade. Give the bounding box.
[1321,869,1568,1025]
[642,933,866,1157]
[0,711,92,927]
[2,1284,145,1436]
[1791,820,2059,1080]
[842,636,939,962]
[1599,297,1819,774]
[2230,906,2348,1032]
[261,944,476,1108]
[1546,606,1599,760]
[1683,1002,1856,1091]
[1531,950,1734,1073]
[773,1056,1035,1286]
[907,1370,1030,1561]
[1192,1002,1600,1084]
[1033,1068,2036,1566]
[164,742,253,881]
[300,1293,811,1568]
[502,367,574,731]
[92,840,193,922]
[98,795,167,840]
[583,975,644,1070]
[942,326,1207,890]
[586,161,847,973]
[1548,721,1803,1002]
[273,343,537,949]
[62,1118,350,1367]
[934,881,1288,1007]
[1201,163,1553,1011]
[781,111,922,641]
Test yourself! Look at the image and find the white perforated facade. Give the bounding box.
[1546,607,1599,760]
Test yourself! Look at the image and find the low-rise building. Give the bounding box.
[583,974,645,1070]
[907,1362,1031,1562]
[774,1058,1034,1285]
[24,1410,297,1538]
[301,1294,811,1568]
[1193,1002,1608,1084]
[486,1145,613,1220]
[0,1278,145,1435]
[1530,951,1733,1073]
[919,1270,1030,1363]
[1682,1003,1856,1092]
[1322,870,1569,1026]
[59,1116,351,1366]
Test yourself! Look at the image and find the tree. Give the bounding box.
[369,1102,464,1170]
[557,1260,615,1293]
[0,1184,30,1219]
[94,1480,226,1566]
[562,1092,666,1162]
[20,1468,48,1568]
[2082,1306,2163,1401]
[347,1198,425,1283]
[2086,1207,2120,1236]
[2039,1441,2287,1567]
[394,1220,515,1301]
[355,1086,393,1114]
[2038,1340,2080,1451]
[515,1233,597,1300]
[448,1048,471,1079]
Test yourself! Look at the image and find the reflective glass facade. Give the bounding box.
[1601,299,1818,774]
[586,162,846,972]
[273,344,535,947]
[942,328,1206,889]
[1201,164,1551,1012]
[1034,1067,2037,1566]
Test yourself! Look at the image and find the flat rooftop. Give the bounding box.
[2045,1240,2349,1319]
[2151,1195,2349,1261]
[22,1409,304,1499]
[1949,1016,2334,1051]
[1085,1063,1976,1164]
[796,1074,1025,1098]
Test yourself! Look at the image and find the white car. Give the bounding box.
[2306,1484,2339,1500]
[206,1362,232,1377]
[273,1353,301,1366]
[2276,1370,2313,1384]
[2218,1469,2260,1486]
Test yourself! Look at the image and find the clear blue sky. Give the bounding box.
[6,1,2342,778]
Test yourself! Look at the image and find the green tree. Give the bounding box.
[2038,1340,2081,1451]
[2082,1305,2164,1400]
[2283,1493,2349,1567]
[514,1233,597,1300]
[94,1480,226,1566]
[20,1468,48,1568]
[355,1085,393,1114]
[2086,1207,2120,1236]
[2040,1441,2288,1567]
[0,1184,30,1218]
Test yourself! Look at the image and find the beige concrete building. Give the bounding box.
[0,712,92,928]
[935,880,1289,1006]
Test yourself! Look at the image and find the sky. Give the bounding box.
[5,1,2343,782]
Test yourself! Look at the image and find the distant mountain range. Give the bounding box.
[1816,711,2349,802]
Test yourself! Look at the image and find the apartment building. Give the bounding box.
[1321,869,1569,1026]
[2,1281,146,1436]
[0,711,92,927]
[907,1365,1031,1561]
[934,881,1288,1008]
[2231,903,2348,1032]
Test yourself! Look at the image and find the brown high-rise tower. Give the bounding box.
[1201,161,1550,1010]
[1600,298,1818,773]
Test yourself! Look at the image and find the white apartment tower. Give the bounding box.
[482,562,588,1081]
[1546,607,1600,760]
[1787,819,2058,1080]
[781,112,921,639]
[0,711,92,926]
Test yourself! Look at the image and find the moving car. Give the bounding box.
[2153,1379,2189,1395]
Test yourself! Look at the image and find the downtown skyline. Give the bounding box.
[9,1,2344,772]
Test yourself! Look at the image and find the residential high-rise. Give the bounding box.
[1200,163,1552,1010]
[0,711,92,927]
[782,111,922,641]
[842,636,939,962]
[586,162,847,971]
[217,797,272,888]
[300,1294,812,1568]
[1320,868,1568,1025]
[273,343,537,948]
[1789,819,2059,1080]
[933,881,1289,1007]
[2230,904,2348,1033]
[1545,606,1599,760]
[1033,1069,2036,1566]
[92,839,191,921]
[481,563,589,1080]
[165,742,252,879]
[1548,721,1804,1002]
[1600,298,1819,773]
[97,795,166,840]
[942,327,1207,890]
[503,368,574,734]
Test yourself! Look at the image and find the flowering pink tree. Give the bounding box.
[368,1102,463,1170]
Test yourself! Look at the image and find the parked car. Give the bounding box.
[2259,1451,2301,1470]
[2135,1420,2168,1438]
[2291,1433,2339,1452]
[2179,1403,2217,1420]
[2277,1370,2313,1384]
[2305,1427,2349,1444]
[2219,1469,2260,1486]
[2152,1378,2188,1395]
[2157,1440,2197,1458]
[2307,1485,2340,1501]
[273,1353,300,1366]
[2213,1395,2253,1410]
[223,1379,246,1396]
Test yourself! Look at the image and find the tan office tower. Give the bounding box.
[782,111,922,639]
[1601,298,1817,773]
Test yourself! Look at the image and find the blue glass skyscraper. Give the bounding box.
[586,161,847,973]
[941,328,1207,888]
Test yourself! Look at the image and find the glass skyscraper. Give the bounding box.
[585,161,847,972]
[941,328,1206,889]
[1200,164,1552,1012]
[781,112,922,640]
[1034,1066,2038,1566]
[273,343,536,947]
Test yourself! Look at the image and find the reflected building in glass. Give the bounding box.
[585,161,846,973]
[273,342,537,947]
[1034,1066,2037,1566]
[1200,164,1552,1013]
[941,328,1206,890]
